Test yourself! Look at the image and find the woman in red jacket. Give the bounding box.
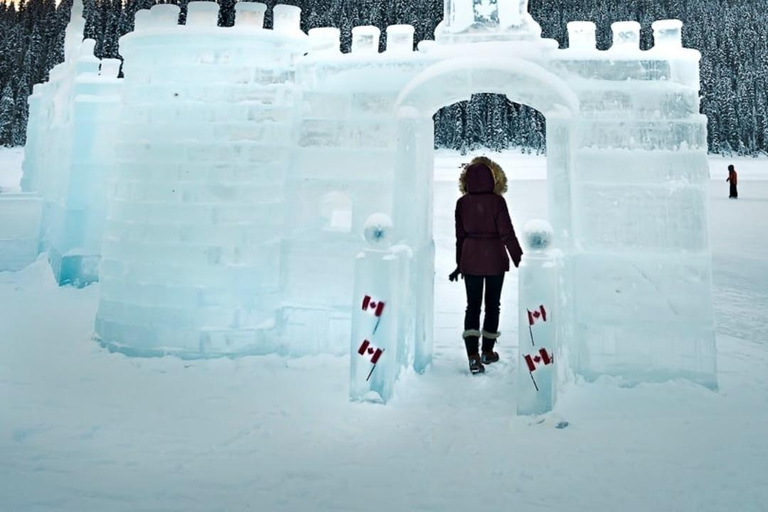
[449,157,523,374]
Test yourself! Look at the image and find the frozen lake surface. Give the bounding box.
[1,149,767,511]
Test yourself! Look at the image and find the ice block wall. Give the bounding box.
[550,21,717,387]
[283,24,427,355]
[95,3,308,357]
[19,0,122,284]
[49,56,122,285]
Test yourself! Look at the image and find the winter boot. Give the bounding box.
[481,331,501,365]
[468,354,485,375]
[463,330,484,374]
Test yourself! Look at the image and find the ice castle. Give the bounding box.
[8,0,717,388]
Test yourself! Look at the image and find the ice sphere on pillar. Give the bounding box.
[149,4,180,27]
[524,219,554,251]
[100,59,121,78]
[186,1,219,26]
[352,26,381,54]
[235,2,266,28]
[273,4,302,34]
[364,213,393,247]
[308,27,341,54]
[653,19,683,49]
[611,21,641,51]
[567,21,596,50]
[386,25,415,54]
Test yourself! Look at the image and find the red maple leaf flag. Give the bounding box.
[524,348,554,373]
[357,340,384,365]
[527,305,547,326]
[362,295,385,317]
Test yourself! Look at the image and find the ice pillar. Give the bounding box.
[517,221,558,416]
[350,215,411,404]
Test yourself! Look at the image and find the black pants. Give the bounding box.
[730,184,739,199]
[464,275,505,355]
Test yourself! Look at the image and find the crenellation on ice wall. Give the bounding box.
[234,2,267,28]
[186,1,220,26]
[352,26,381,54]
[386,25,416,53]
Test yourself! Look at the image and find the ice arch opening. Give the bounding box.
[392,57,579,371]
[394,57,578,247]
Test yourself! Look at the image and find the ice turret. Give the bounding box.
[436,0,541,43]
[64,0,86,61]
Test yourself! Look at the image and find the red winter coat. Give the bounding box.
[455,159,523,276]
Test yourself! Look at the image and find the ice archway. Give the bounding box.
[392,57,579,371]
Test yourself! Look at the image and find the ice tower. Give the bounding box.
[16,0,717,388]
[19,0,122,285]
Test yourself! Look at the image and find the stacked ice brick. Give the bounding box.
[13,2,122,283]
[550,21,716,387]
[95,2,307,356]
[282,24,426,355]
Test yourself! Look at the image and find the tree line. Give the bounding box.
[1,0,766,155]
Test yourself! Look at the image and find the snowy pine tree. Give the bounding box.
[0,0,767,153]
[0,83,16,147]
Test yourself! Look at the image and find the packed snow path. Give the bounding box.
[1,152,767,511]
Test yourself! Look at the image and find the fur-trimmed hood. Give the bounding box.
[459,156,508,196]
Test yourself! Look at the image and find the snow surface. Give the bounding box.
[1,149,768,511]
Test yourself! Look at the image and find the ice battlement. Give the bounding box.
[123,2,305,37]
[563,19,695,57]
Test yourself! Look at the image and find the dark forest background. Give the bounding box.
[1,0,767,155]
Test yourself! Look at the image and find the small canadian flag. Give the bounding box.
[358,340,384,365]
[524,348,554,373]
[527,305,547,326]
[362,295,385,317]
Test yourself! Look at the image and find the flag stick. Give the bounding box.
[529,371,539,392]
[528,324,536,346]
[366,364,377,382]
[373,316,382,335]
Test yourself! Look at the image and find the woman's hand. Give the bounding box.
[449,268,462,282]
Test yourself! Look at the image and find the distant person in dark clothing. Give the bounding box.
[727,165,738,199]
[449,157,523,375]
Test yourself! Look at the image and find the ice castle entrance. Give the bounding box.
[392,57,579,369]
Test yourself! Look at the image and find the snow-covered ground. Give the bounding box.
[1,148,767,511]
[0,147,24,193]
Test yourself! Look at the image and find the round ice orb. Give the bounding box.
[524,219,553,251]
[364,213,393,247]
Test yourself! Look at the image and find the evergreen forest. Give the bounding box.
[0,0,766,155]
